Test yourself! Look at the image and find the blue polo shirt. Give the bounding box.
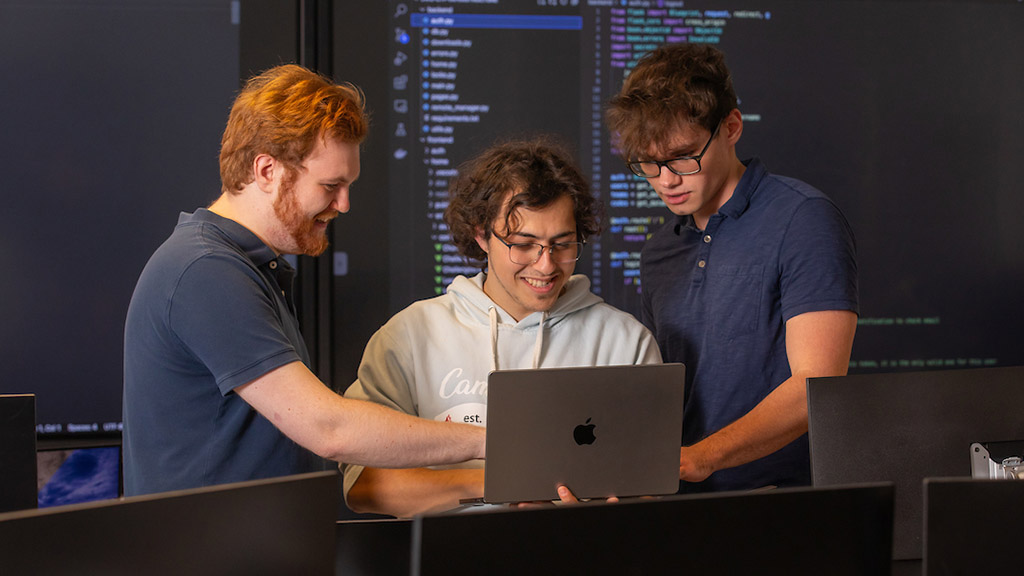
[123,209,320,496]
[640,158,858,492]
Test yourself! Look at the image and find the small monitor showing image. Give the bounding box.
[37,444,121,508]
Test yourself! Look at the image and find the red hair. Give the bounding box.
[219,64,369,193]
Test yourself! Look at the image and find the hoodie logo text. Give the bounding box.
[439,368,488,399]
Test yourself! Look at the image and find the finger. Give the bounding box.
[556,485,578,503]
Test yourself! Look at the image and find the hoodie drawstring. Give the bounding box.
[488,307,499,372]
[488,307,547,371]
[531,311,546,369]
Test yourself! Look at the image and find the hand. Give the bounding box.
[509,485,618,509]
[679,445,715,483]
[556,485,578,503]
[555,485,619,505]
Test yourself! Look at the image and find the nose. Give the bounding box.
[532,245,558,274]
[656,166,683,188]
[332,187,350,214]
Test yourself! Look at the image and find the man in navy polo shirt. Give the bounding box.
[122,65,484,496]
[606,44,858,492]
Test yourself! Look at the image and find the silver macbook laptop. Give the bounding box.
[479,363,684,504]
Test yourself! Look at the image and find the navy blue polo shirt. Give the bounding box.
[640,158,858,492]
[123,209,319,496]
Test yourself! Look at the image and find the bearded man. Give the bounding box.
[122,65,484,496]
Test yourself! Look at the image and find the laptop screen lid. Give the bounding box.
[482,363,684,503]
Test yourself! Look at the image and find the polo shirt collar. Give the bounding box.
[673,157,767,235]
[179,208,280,268]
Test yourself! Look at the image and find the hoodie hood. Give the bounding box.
[447,272,603,329]
[448,272,604,371]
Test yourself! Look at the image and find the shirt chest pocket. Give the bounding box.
[706,264,764,339]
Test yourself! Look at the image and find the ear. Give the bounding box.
[723,108,743,145]
[252,154,278,193]
[474,227,490,255]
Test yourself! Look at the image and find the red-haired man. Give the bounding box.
[123,65,483,496]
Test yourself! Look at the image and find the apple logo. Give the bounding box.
[573,418,596,445]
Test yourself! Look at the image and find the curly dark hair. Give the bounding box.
[606,43,737,161]
[444,138,603,267]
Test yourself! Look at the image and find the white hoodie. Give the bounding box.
[341,272,662,497]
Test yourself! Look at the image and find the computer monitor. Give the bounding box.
[412,483,894,575]
[923,478,1024,576]
[0,394,36,513]
[0,471,339,575]
[807,366,1024,560]
[36,441,122,508]
[330,0,1024,392]
[1,0,296,447]
[336,518,412,576]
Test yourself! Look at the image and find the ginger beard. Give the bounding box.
[273,170,334,257]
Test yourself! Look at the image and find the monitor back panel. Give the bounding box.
[335,518,412,576]
[413,483,894,576]
[0,394,37,513]
[807,366,1024,559]
[0,471,338,575]
[924,478,1024,576]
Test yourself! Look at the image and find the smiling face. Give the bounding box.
[476,194,578,321]
[270,136,360,256]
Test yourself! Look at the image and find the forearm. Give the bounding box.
[322,397,486,468]
[346,467,485,518]
[237,362,485,469]
[683,375,808,477]
[680,309,857,481]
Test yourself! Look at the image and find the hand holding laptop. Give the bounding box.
[508,484,620,509]
[555,485,619,505]
[484,364,685,504]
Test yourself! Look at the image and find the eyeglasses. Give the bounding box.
[626,121,721,178]
[493,233,585,265]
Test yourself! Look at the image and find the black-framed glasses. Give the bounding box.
[627,121,722,178]
[492,233,585,265]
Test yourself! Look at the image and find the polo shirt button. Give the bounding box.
[269,261,278,270]
[698,260,706,268]
[703,235,712,243]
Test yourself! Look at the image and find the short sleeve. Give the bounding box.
[779,197,859,321]
[168,252,301,395]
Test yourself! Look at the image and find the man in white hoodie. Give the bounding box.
[341,139,662,517]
